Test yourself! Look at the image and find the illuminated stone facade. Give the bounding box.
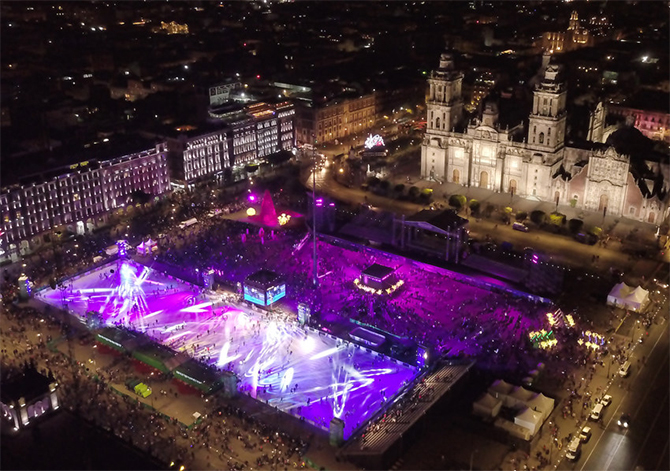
[421,54,669,224]
[0,144,170,262]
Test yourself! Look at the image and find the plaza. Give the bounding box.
[36,259,419,440]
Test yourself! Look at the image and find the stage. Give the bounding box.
[36,260,419,439]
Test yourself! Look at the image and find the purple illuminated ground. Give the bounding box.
[37,260,418,439]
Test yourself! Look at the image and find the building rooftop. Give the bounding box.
[362,263,395,281]
[1,366,53,404]
[245,269,284,289]
[1,134,160,188]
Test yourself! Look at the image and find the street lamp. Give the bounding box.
[312,135,318,287]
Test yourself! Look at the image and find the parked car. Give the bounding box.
[512,222,530,232]
[590,403,604,421]
[600,394,612,407]
[579,426,592,443]
[566,437,582,461]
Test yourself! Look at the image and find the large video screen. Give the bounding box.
[244,285,267,306]
[266,283,286,304]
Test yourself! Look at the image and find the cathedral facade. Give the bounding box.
[420,53,669,225]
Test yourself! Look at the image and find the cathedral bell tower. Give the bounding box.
[426,52,464,133]
[528,63,567,153]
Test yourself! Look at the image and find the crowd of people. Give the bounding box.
[1,302,312,471]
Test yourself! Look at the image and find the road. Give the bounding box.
[307,161,659,279]
[556,297,670,471]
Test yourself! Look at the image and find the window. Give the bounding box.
[539,132,545,144]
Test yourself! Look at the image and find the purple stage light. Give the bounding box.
[248,194,256,202]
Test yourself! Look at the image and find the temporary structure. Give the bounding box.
[624,286,649,312]
[514,407,542,436]
[525,393,555,421]
[488,379,514,401]
[508,386,537,408]
[607,283,649,312]
[472,392,502,418]
[607,282,632,307]
[137,238,158,255]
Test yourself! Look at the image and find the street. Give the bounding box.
[556,297,669,471]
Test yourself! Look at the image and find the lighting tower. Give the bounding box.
[312,135,318,287]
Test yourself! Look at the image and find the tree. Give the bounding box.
[449,194,467,210]
[549,212,566,225]
[589,226,603,238]
[408,186,420,200]
[530,210,546,225]
[515,211,528,222]
[393,183,405,197]
[378,180,391,194]
[484,203,496,217]
[568,219,584,234]
[469,199,481,215]
[366,176,381,188]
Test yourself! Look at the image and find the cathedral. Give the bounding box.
[420,53,669,224]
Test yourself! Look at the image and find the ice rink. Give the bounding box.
[38,260,419,438]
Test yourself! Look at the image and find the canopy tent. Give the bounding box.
[607,282,632,307]
[507,386,537,408]
[472,392,502,418]
[136,238,158,255]
[607,283,649,312]
[624,286,649,312]
[525,393,555,421]
[488,379,514,400]
[514,407,542,436]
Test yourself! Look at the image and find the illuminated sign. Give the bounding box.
[243,283,286,306]
[364,134,385,149]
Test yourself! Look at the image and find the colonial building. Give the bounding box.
[166,101,296,187]
[421,53,669,224]
[1,365,60,431]
[296,93,376,145]
[539,11,594,54]
[0,144,170,262]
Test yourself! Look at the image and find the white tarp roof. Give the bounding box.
[472,392,502,418]
[514,407,542,435]
[608,283,649,311]
[488,379,514,397]
[627,286,649,303]
[510,386,536,403]
[608,282,632,299]
[526,393,555,420]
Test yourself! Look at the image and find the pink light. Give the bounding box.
[249,194,256,202]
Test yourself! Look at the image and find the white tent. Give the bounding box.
[525,393,555,421]
[607,282,632,308]
[488,379,514,400]
[508,386,537,408]
[514,407,542,436]
[137,238,158,255]
[607,282,649,312]
[624,286,649,312]
[472,392,502,418]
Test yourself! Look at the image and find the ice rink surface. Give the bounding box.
[38,260,419,438]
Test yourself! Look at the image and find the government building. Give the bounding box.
[420,52,669,224]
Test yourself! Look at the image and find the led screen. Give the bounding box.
[266,284,286,304]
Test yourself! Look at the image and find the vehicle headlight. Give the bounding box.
[617,420,622,425]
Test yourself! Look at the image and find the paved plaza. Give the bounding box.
[36,259,419,439]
